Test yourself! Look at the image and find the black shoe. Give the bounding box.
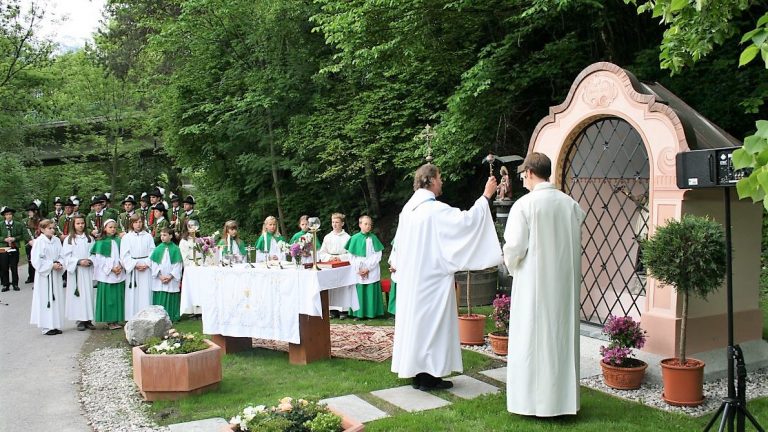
[12,286,19,291]
[1,286,8,292]
[412,374,423,389]
[54,329,63,334]
[45,329,58,335]
[418,375,454,392]
[85,321,96,330]
[330,310,340,319]
[76,322,87,331]
[24,278,33,284]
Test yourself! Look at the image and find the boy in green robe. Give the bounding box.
[150,228,182,322]
[345,215,385,319]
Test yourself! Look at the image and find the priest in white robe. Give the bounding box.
[30,220,65,335]
[503,152,585,417]
[121,215,155,320]
[391,163,501,391]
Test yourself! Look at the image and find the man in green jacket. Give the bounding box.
[0,206,29,291]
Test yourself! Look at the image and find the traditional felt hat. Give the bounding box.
[0,206,15,215]
[92,194,107,205]
[27,199,42,211]
[103,192,112,202]
[140,192,149,202]
[71,196,81,207]
[121,194,137,205]
[182,195,196,205]
[148,187,165,198]
[154,202,167,212]
[53,196,63,205]
[64,198,75,207]
[169,192,180,202]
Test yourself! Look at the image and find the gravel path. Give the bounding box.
[80,348,168,432]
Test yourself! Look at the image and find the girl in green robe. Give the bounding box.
[345,215,385,319]
[254,216,285,262]
[91,220,126,329]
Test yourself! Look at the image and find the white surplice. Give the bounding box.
[256,235,283,262]
[30,234,64,333]
[91,239,126,285]
[151,249,182,293]
[62,234,95,321]
[348,236,381,284]
[503,182,585,417]
[179,238,195,268]
[120,230,155,319]
[391,189,501,379]
[318,230,355,310]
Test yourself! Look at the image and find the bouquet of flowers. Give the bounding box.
[289,233,314,259]
[194,230,219,265]
[144,328,209,355]
[490,294,511,336]
[599,315,647,367]
[229,396,343,432]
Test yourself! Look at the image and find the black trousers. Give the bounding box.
[25,244,35,281]
[0,251,20,287]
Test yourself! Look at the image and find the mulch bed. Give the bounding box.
[252,324,394,362]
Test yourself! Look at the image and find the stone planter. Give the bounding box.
[600,359,647,390]
[488,332,508,356]
[221,406,364,431]
[132,339,222,401]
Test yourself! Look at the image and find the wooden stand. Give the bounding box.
[210,334,252,355]
[289,290,331,365]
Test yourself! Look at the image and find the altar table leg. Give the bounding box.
[289,290,331,365]
[211,334,252,355]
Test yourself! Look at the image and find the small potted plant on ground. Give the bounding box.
[225,396,363,432]
[488,294,510,355]
[599,314,648,389]
[457,271,486,345]
[132,328,222,401]
[642,214,726,406]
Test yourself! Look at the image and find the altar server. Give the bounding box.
[218,220,246,257]
[121,214,155,320]
[62,215,96,331]
[318,213,352,318]
[290,215,315,264]
[91,219,126,329]
[254,216,284,262]
[504,153,585,417]
[391,164,500,391]
[150,228,182,322]
[345,215,384,319]
[29,219,65,335]
[24,199,42,284]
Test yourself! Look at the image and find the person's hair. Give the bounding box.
[262,216,281,236]
[68,215,93,244]
[223,220,240,240]
[128,214,144,231]
[331,213,345,223]
[359,215,373,225]
[297,215,308,226]
[413,164,441,191]
[520,152,551,181]
[39,219,54,230]
[160,227,173,236]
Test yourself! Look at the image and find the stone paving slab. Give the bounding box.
[480,367,507,384]
[371,385,451,412]
[446,375,499,399]
[320,394,389,423]
[168,417,229,432]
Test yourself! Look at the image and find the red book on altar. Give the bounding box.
[303,261,351,269]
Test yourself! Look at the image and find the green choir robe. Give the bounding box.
[345,232,385,318]
[217,236,247,255]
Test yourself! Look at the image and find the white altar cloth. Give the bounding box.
[181,264,358,343]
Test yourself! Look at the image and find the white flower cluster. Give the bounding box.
[229,404,266,431]
[149,339,182,354]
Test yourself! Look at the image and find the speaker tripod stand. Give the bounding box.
[702,188,764,432]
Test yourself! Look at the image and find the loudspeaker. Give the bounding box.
[676,147,750,189]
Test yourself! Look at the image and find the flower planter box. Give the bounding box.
[488,332,508,355]
[132,339,222,401]
[222,406,364,431]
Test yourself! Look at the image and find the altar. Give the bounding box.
[181,264,359,364]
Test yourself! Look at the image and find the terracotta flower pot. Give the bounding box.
[458,314,486,345]
[600,359,647,390]
[487,332,508,355]
[660,357,705,407]
[132,339,222,401]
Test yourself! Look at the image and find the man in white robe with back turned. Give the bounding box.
[503,152,585,417]
[391,163,501,391]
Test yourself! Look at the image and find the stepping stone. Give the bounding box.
[445,375,499,399]
[320,394,389,423]
[168,417,229,432]
[371,385,451,412]
[480,367,507,384]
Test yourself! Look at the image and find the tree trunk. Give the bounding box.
[111,133,119,195]
[267,112,288,236]
[363,161,380,218]
[679,292,688,364]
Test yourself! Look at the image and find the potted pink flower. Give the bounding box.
[599,315,648,390]
[488,294,510,355]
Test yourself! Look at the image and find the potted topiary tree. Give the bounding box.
[457,271,486,345]
[642,214,726,406]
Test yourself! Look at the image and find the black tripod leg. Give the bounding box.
[704,403,726,431]
[741,408,765,432]
[716,403,732,432]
